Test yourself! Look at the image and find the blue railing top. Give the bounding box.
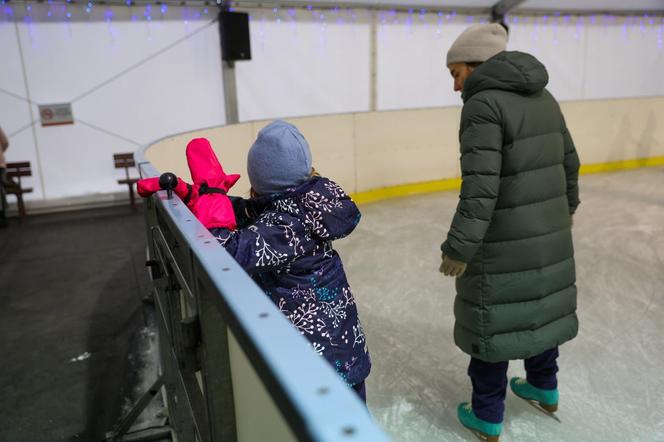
[135,142,389,442]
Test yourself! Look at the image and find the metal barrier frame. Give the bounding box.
[126,147,388,442]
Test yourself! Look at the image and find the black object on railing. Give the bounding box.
[159,172,177,199]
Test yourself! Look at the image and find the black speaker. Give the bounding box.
[219,11,251,61]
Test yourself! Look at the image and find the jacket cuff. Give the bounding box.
[441,241,465,263]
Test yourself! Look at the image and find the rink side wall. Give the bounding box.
[144,96,664,203]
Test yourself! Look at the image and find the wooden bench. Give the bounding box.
[5,161,33,219]
[114,153,139,208]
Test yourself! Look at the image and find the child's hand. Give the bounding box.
[229,195,270,228]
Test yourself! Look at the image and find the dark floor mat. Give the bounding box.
[0,205,154,442]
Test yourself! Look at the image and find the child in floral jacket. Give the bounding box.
[212,120,371,401]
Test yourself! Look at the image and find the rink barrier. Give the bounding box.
[578,155,664,175]
[132,153,389,442]
[349,155,664,204]
[351,177,462,205]
[143,99,664,208]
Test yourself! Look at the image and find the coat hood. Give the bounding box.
[462,51,549,102]
[270,176,360,241]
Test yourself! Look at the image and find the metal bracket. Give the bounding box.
[181,315,201,350]
[145,260,162,280]
[105,375,171,442]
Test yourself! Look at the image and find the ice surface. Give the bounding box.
[335,168,664,441]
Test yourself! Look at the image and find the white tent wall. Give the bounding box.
[235,8,372,121]
[0,25,44,200]
[507,14,664,101]
[1,4,663,207]
[375,12,664,107]
[1,4,226,204]
[375,12,468,110]
[583,15,664,99]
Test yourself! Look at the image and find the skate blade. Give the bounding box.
[524,399,562,423]
[460,422,499,442]
[469,429,499,442]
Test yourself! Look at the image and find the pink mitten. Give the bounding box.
[137,176,192,199]
[136,177,161,197]
[186,138,240,230]
[137,138,241,232]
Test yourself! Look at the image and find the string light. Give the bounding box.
[575,16,584,40]
[623,16,631,42]
[3,2,664,51]
[552,18,559,45]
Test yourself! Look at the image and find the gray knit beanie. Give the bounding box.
[446,23,508,65]
[247,120,313,195]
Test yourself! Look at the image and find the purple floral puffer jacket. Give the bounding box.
[211,176,371,386]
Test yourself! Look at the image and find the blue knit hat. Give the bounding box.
[248,120,313,195]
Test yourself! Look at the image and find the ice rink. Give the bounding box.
[336,168,664,441]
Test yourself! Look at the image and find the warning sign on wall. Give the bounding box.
[39,103,74,127]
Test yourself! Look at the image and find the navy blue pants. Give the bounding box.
[468,347,559,423]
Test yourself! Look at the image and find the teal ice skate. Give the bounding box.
[510,377,561,421]
[457,402,502,442]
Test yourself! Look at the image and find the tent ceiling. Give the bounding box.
[8,0,661,13]
[518,0,664,12]
[233,0,664,12]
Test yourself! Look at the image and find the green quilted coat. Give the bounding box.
[441,51,581,363]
